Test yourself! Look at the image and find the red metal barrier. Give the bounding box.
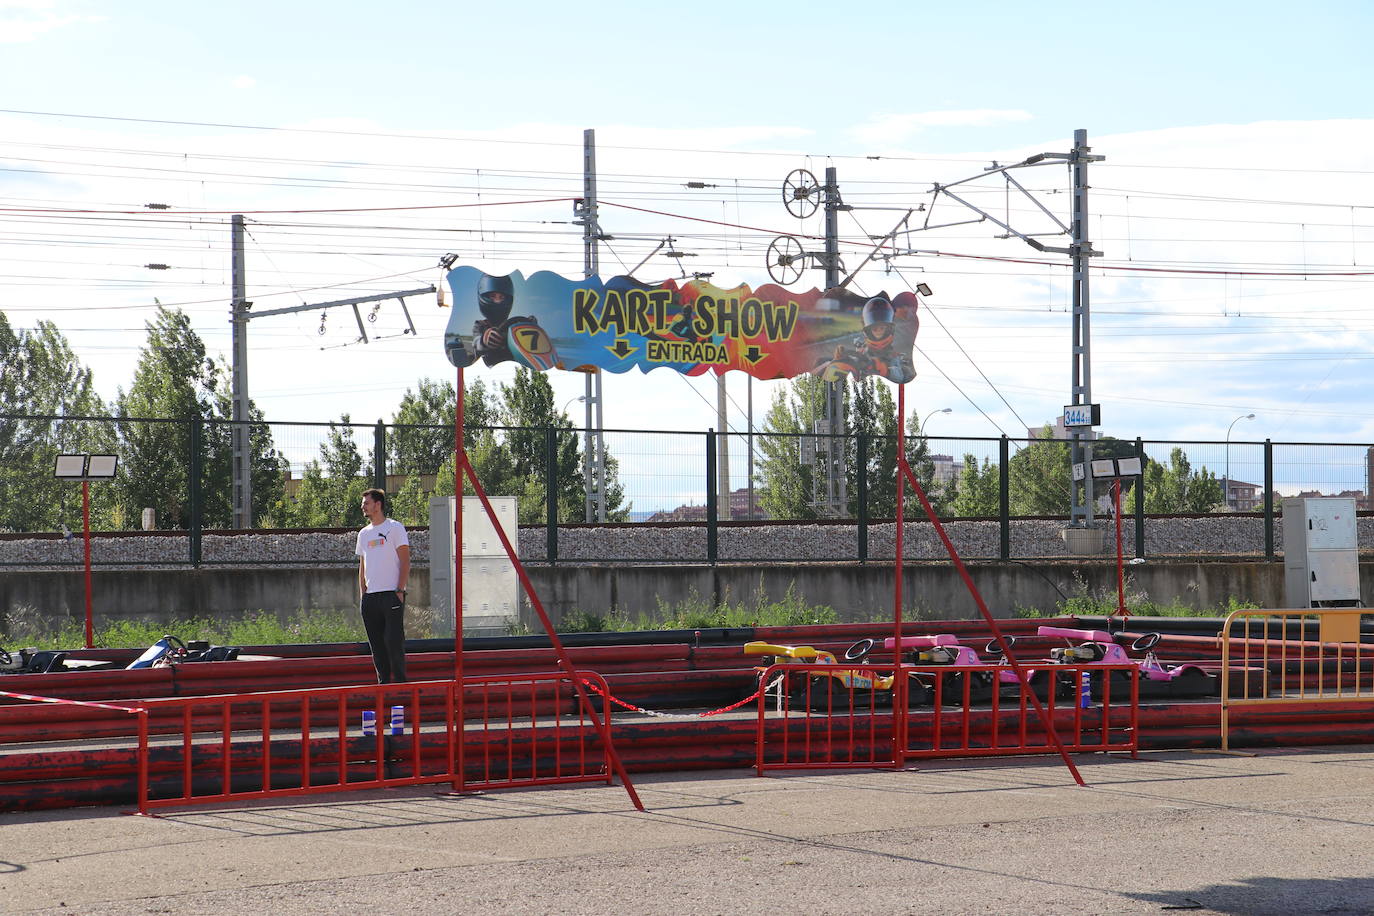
[755,662,1138,773]
[134,671,620,815]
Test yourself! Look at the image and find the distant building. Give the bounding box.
[1223,479,1262,512]
[645,488,767,523]
[930,453,963,488]
[1028,418,1098,441]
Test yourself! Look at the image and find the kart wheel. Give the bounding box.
[906,676,934,708]
[803,678,847,712]
[0,648,10,665]
[1171,667,1215,699]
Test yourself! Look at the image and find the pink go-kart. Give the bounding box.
[844,635,1038,706]
[1034,625,1216,700]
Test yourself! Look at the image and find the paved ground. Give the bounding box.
[3,747,1374,915]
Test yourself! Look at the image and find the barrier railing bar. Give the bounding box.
[262,697,271,794]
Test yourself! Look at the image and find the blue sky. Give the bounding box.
[3,1,1374,503]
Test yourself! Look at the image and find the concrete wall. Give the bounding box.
[4,559,1371,633]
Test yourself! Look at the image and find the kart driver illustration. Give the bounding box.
[471,273,559,370]
[813,296,913,382]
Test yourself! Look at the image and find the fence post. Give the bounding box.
[545,426,558,565]
[999,435,1010,560]
[857,432,869,562]
[372,421,386,490]
[705,429,717,565]
[1264,438,1275,560]
[1134,437,1146,559]
[189,417,202,566]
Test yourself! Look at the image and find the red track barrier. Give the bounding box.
[132,671,620,815]
[754,662,1138,773]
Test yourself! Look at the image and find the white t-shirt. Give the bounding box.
[355,518,409,593]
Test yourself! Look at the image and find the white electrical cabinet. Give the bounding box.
[1283,497,1361,608]
[429,496,520,637]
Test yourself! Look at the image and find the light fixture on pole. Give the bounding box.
[1224,413,1255,510]
[919,407,952,437]
[54,453,119,649]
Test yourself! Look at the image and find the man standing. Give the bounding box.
[356,488,410,683]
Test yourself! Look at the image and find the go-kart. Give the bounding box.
[845,635,1062,705]
[743,641,919,711]
[1035,625,1216,700]
[0,646,75,675]
[126,635,242,669]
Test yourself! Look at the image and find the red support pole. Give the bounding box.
[453,366,466,793]
[455,367,465,682]
[893,385,907,767]
[82,479,93,649]
[1114,480,1127,618]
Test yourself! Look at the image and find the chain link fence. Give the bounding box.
[1,413,1370,566]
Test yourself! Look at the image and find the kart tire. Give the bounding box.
[1170,667,1216,699]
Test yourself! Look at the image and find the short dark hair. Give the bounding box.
[362,488,387,511]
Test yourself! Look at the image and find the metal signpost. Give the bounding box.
[53,453,118,648]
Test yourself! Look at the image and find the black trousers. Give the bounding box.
[360,591,407,683]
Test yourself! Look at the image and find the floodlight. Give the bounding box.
[916,283,933,297]
[86,455,118,478]
[1116,456,1143,477]
[54,454,87,478]
[1090,458,1118,478]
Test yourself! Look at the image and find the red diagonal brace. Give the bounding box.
[453,369,643,810]
[897,385,1084,786]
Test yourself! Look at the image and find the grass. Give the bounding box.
[0,606,393,651]
[1013,573,1260,619]
[557,582,840,633]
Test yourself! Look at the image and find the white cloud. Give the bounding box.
[849,109,1034,147]
[0,4,104,43]
[232,75,257,90]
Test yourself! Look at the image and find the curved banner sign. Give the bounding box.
[442,266,920,382]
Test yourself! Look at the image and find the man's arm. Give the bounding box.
[395,544,411,601]
[358,557,366,600]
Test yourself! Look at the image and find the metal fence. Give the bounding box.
[1,413,1371,567]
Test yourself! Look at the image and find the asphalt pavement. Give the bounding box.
[2,746,1373,914]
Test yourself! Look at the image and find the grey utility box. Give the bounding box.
[1282,497,1361,608]
[429,496,520,637]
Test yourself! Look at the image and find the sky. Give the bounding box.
[2,0,1374,506]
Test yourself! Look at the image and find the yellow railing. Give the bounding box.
[1220,608,1371,750]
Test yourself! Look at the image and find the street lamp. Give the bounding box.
[1224,413,1255,510]
[919,408,952,437]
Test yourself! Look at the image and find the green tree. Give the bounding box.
[114,306,283,529]
[755,376,826,520]
[1143,447,1223,513]
[953,453,1000,517]
[0,315,110,531]
[757,376,946,521]
[498,368,628,523]
[848,379,946,518]
[271,416,370,527]
[1008,427,1073,515]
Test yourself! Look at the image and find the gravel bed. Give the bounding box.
[3,517,1370,569]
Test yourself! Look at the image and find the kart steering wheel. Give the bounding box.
[1130,632,1162,652]
[985,636,1016,656]
[844,638,875,662]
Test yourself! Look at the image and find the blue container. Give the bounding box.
[389,705,405,736]
[361,709,376,736]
